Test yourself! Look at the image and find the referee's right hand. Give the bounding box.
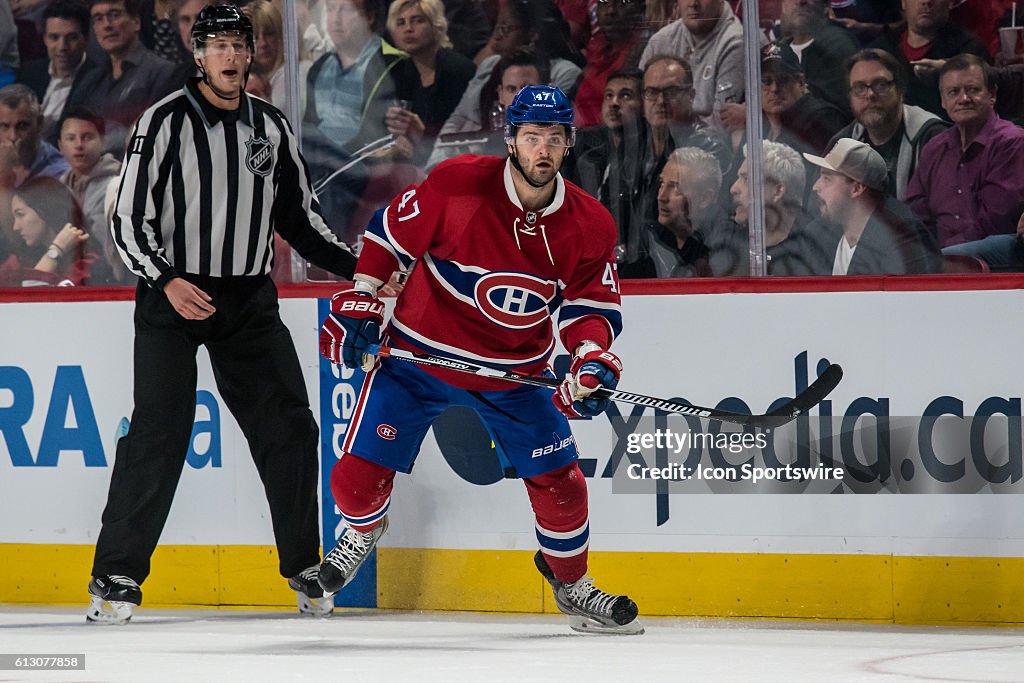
[164,278,216,321]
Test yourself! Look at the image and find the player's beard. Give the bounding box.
[514,150,560,188]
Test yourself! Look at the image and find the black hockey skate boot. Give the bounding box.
[534,551,643,635]
[86,575,142,625]
[288,565,334,616]
[318,516,389,594]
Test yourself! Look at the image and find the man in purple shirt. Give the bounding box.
[905,53,1024,269]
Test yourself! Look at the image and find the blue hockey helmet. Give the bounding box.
[504,85,576,147]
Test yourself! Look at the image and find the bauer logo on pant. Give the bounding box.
[377,424,398,440]
[245,136,274,177]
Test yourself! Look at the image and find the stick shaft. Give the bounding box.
[365,344,843,429]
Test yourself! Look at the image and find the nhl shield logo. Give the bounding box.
[245,135,274,177]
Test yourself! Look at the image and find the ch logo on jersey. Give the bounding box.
[245,135,274,177]
[474,272,556,330]
[377,424,398,440]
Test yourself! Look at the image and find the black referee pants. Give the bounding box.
[92,275,321,585]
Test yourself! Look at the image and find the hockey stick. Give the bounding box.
[365,344,843,430]
[312,135,396,194]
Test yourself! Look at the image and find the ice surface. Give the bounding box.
[0,607,1021,682]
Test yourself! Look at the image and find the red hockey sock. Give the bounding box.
[329,454,396,532]
[524,462,590,583]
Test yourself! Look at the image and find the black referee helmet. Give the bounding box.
[191,4,255,53]
[191,4,255,90]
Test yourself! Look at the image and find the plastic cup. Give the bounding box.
[999,27,1024,57]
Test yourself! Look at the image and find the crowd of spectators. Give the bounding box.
[1,0,1023,288]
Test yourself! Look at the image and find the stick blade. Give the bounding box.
[748,363,844,429]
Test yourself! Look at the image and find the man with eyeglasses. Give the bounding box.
[757,43,846,157]
[618,54,727,269]
[316,85,643,635]
[639,0,744,126]
[829,49,947,200]
[65,1,191,154]
[906,53,1024,269]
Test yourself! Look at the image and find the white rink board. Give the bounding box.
[1,290,1023,555]
[0,298,322,546]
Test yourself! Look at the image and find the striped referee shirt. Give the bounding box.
[112,78,356,287]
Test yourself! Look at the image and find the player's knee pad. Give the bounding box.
[525,461,589,528]
[330,453,396,527]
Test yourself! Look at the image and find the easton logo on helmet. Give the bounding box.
[504,85,576,146]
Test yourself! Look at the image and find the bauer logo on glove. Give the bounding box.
[319,289,384,371]
[337,298,386,315]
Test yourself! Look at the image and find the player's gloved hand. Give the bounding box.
[319,288,385,371]
[552,347,622,418]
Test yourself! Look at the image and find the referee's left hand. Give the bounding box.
[164,278,216,321]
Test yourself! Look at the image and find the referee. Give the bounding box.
[87,5,355,624]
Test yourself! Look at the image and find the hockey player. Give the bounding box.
[318,85,642,635]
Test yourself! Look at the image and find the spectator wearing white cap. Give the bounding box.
[804,137,941,275]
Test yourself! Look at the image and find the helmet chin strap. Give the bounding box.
[509,148,555,190]
[196,56,248,101]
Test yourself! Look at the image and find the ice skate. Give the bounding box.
[318,516,389,594]
[86,575,142,625]
[534,551,643,635]
[289,566,334,616]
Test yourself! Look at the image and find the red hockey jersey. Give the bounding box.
[357,155,622,390]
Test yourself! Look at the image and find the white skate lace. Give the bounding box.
[107,575,140,589]
[322,529,373,574]
[294,566,319,583]
[566,577,618,617]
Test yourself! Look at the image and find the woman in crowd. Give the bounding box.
[244,0,312,112]
[0,177,106,286]
[386,0,476,164]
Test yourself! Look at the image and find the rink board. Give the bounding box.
[1,287,1023,623]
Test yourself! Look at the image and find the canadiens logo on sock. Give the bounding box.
[377,424,398,440]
